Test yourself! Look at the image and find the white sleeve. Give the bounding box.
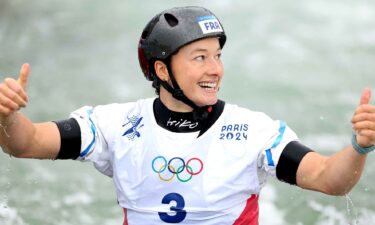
[70,106,113,177]
[257,120,298,177]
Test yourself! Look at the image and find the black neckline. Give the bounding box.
[153,98,225,137]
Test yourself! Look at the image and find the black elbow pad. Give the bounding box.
[276,141,313,185]
[53,118,81,160]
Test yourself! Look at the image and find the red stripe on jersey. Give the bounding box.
[233,195,259,225]
[123,208,128,225]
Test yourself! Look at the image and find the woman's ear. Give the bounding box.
[154,60,169,82]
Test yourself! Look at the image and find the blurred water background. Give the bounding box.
[1,0,375,224]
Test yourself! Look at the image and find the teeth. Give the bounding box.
[199,82,216,88]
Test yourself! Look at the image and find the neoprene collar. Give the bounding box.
[153,98,225,137]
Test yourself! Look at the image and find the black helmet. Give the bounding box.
[138,6,227,81]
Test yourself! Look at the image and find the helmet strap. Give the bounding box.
[157,60,211,121]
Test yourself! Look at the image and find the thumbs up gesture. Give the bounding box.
[0,63,30,117]
[352,88,375,147]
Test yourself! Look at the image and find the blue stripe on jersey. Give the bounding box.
[265,149,275,166]
[80,110,97,157]
[265,121,286,166]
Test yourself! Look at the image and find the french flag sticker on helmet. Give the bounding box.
[196,15,223,34]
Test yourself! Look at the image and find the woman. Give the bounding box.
[1,6,375,225]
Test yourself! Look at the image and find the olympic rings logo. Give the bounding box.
[151,156,204,182]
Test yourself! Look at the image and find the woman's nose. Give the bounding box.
[206,57,223,75]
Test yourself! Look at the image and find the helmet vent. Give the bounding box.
[141,30,148,39]
[164,13,178,27]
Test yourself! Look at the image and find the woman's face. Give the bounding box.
[169,37,224,108]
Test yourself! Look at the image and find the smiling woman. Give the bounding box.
[158,38,224,110]
[138,6,226,116]
[1,2,375,225]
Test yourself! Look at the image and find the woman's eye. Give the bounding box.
[195,55,205,61]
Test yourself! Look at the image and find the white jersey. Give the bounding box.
[70,98,298,225]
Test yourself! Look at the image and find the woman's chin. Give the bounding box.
[195,97,218,107]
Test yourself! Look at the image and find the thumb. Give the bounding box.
[17,63,30,91]
[359,88,372,105]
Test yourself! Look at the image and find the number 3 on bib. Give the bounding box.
[158,193,187,223]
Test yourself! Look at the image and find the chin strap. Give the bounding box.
[157,60,211,121]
